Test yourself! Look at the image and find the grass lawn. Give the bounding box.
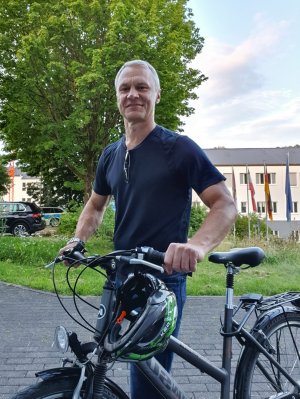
[0,234,299,296]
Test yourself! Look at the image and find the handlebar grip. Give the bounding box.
[63,249,87,264]
[144,248,165,265]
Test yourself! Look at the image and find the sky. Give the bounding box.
[184,0,300,149]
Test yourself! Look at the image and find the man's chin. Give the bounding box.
[124,112,145,122]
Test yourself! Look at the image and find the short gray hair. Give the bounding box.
[115,60,161,91]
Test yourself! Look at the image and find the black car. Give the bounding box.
[0,201,46,236]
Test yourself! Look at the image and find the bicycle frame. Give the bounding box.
[129,265,300,399]
[48,247,300,399]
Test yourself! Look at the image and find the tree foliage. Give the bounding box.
[233,213,271,240]
[0,158,11,196]
[188,203,207,237]
[0,0,206,202]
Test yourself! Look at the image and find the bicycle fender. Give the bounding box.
[36,367,81,381]
[253,306,300,334]
[35,367,129,398]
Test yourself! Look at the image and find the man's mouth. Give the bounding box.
[126,104,143,108]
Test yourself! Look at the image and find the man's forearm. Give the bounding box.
[74,194,110,242]
[74,208,104,242]
[189,200,237,254]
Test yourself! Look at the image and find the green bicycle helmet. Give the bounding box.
[104,272,178,361]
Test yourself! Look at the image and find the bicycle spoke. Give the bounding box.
[235,313,300,398]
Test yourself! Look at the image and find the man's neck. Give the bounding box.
[124,120,156,150]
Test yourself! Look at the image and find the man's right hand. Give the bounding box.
[59,239,85,267]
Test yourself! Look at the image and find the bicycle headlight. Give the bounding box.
[53,326,69,353]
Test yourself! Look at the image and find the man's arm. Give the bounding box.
[60,192,111,254]
[164,181,237,274]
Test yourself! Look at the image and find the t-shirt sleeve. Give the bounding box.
[93,150,112,196]
[174,136,225,194]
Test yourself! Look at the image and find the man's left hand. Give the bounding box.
[164,243,205,274]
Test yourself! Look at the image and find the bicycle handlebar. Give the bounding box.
[45,246,165,273]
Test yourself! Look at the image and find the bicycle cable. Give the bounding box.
[51,257,96,334]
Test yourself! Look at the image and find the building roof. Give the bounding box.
[204,146,300,166]
[7,166,37,179]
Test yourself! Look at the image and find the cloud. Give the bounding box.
[195,14,289,103]
[183,14,299,148]
[184,90,300,148]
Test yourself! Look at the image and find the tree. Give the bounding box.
[26,166,84,206]
[0,0,206,202]
[233,213,271,240]
[0,158,11,196]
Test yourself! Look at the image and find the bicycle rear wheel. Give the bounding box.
[234,312,300,399]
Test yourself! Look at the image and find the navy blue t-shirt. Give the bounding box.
[94,125,225,252]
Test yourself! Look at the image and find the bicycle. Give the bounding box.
[11,245,300,399]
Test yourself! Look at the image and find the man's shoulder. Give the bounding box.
[154,125,202,154]
[102,137,123,157]
[154,125,180,141]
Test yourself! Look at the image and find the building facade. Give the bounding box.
[1,167,41,204]
[194,147,300,240]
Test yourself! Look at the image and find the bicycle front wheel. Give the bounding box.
[235,312,300,399]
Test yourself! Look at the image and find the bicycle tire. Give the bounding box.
[10,377,129,399]
[234,312,300,398]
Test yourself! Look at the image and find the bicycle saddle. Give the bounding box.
[208,247,265,267]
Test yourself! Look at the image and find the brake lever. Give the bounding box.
[116,256,164,273]
[45,256,63,269]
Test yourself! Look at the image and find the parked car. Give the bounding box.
[0,201,46,236]
[41,206,64,227]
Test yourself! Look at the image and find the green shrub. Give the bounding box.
[233,213,272,239]
[57,202,115,245]
[189,204,207,237]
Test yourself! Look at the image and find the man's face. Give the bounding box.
[116,65,160,124]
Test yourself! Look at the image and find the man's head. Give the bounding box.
[115,60,161,125]
[115,60,160,91]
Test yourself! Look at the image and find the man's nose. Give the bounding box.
[127,86,139,98]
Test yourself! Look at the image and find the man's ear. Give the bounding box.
[156,91,161,104]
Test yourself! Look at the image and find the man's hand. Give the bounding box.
[59,242,84,267]
[164,243,205,274]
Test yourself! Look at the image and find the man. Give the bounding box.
[61,60,237,398]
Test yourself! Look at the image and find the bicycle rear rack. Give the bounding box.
[257,291,300,311]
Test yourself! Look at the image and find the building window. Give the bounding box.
[272,202,277,213]
[22,182,26,191]
[290,173,297,186]
[241,202,247,213]
[272,230,279,237]
[293,202,298,213]
[257,201,265,214]
[240,173,248,185]
[256,173,276,184]
[256,173,264,184]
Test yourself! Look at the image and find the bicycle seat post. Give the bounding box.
[220,262,237,398]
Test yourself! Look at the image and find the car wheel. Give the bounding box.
[11,222,30,236]
[50,218,60,227]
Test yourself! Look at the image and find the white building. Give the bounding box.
[194,147,300,240]
[2,167,41,204]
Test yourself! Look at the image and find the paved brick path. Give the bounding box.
[0,282,241,399]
